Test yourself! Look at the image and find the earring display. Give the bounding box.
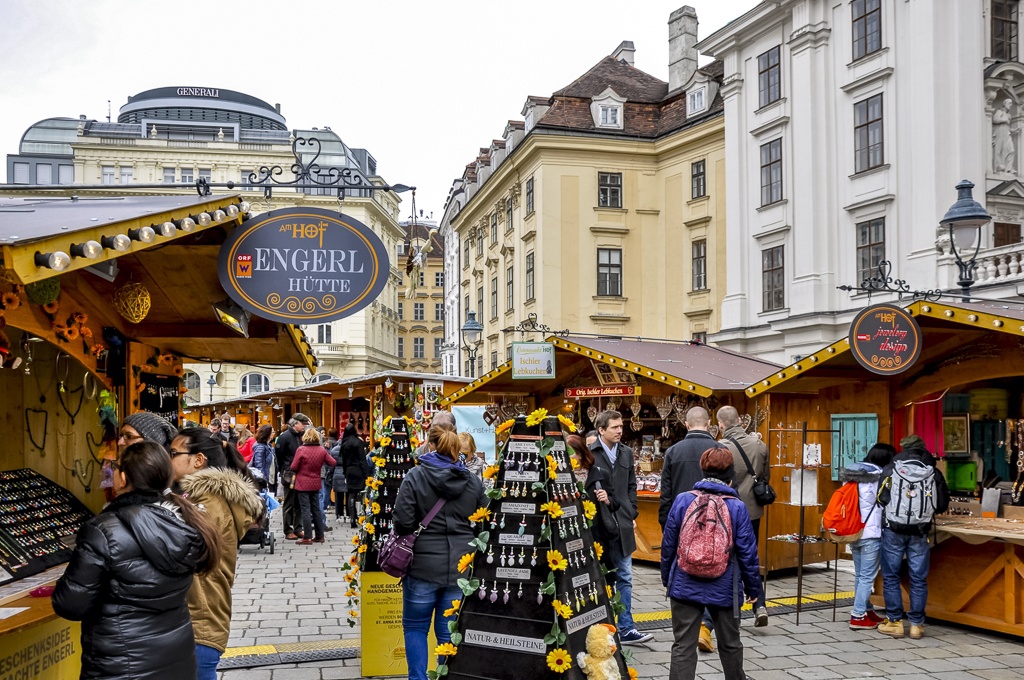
[0,468,94,582]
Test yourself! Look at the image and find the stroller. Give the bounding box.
[238,471,278,554]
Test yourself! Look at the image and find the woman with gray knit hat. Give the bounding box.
[119,412,179,452]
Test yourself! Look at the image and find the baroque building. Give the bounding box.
[6,87,405,403]
[445,7,726,377]
[699,0,1024,364]
[396,215,445,373]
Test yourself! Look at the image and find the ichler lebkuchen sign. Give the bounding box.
[218,207,390,324]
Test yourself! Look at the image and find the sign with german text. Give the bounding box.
[848,304,922,375]
[511,342,556,379]
[218,207,389,324]
[564,385,640,398]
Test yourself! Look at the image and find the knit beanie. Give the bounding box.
[123,412,179,450]
[899,434,925,450]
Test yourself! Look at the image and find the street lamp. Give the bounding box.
[207,374,217,402]
[460,310,483,378]
[941,179,991,302]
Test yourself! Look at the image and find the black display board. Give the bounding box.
[360,417,414,573]
[0,469,94,584]
[137,371,181,429]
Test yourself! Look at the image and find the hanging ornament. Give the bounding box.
[112,282,152,324]
[25,278,61,306]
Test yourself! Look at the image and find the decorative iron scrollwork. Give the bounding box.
[837,260,943,301]
[502,312,570,338]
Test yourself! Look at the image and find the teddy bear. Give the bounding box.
[576,623,621,680]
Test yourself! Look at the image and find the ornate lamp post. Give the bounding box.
[941,179,991,302]
[460,310,483,378]
[207,374,217,402]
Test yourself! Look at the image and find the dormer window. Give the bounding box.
[591,87,626,130]
[599,105,620,127]
[687,87,707,115]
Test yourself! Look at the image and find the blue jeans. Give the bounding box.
[611,553,635,633]
[402,576,461,680]
[880,529,930,625]
[195,644,221,680]
[850,537,882,617]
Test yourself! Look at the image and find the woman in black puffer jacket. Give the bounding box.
[335,423,368,527]
[53,441,221,679]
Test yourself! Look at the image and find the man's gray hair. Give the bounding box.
[432,410,457,431]
[685,406,710,428]
[717,405,740,428]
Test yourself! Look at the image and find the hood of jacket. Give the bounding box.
[179,467,263,523]
[692,478,740,498]
[107,493,201,576]
[417,452,473,500]
[839,462,883,484]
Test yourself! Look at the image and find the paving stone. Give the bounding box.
[788,668,845,680]
[946,656,1009,670]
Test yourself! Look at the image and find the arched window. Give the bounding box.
[240,372,270,396]
[182,370,201,405]
[309,373,338,383]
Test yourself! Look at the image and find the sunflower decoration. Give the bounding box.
[546,455,559,480]
[357,544,367,554]
[363,523,375,535]
[80,326,93,339]
[628,668,639,679]
[593,542,604,561]
[383,415,393,426]
[64,325,80,341]
[525,407,548,427]
[582,500,597,521]
[494,419,515,435]
[442,599,461,617]
[557,414,577,432]
[552,599,573,619]
[547,549,568,571]
[351,534,360,546]
[435,642,458,658]
[42,300,59,316]
[546,648,571,673]
[540,501,564,519]
[348,609,359,619]
[605,584,613,599]
[377,436,392,447]
[370,502,381,515]
[457,552,475,573]
[0,291,20,311]
[89,344,105,357]
[468,507,491,524]
[483,464,501,480]
[172,365,184,377]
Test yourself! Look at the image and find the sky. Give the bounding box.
[0,0,760,218]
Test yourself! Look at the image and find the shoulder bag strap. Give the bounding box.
[727,436,757,477]
[414,498,447,536]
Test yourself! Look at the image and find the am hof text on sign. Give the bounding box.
[848,303,922,375]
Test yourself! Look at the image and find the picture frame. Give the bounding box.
[942,414,970,455]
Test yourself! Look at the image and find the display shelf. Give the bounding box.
[768,534,826,544]
[781,463,831,469]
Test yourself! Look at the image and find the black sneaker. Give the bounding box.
[619,629,653,645]
[754,606,769,627]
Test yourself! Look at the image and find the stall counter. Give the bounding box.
[0,588,80,678]
[633,492,662,563]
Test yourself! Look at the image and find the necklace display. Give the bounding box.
[56,425,95,494]
[31,351,58,404]
[24,409,48,453]
[1012,450,1024,506]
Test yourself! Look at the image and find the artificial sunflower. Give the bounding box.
[378,436,392,447]
[349,609,360,619]
[344,572,355,584]
[158,353,175,365]
[434,643,458,657]
[570,456,580,470]
[546,455,558,479]
[468,507,491,523]
[483,464,500,480]
[357,544,367,554]
[0,292,20,310]
[546,648,571,673]
[349,555,359,567]
[557,414,577,432]
[42,300,59,315]
[540,501,564,519]
[628,668,639,680]
[368,478,383,490]
[80,326,93,339]
[409,435,421,449]
[457,552,475,573]
[64,326,80,341]
[552,599,573,619]
[371,457,386,468]
[593,542,604,561]
[525,407,548,427]
[172,365,184,377]
[371,502,381,515]
[73,312,87,324]
[344,588,356,598]
[351,534,360,546]
[442,599,461,617]
[363,523,375,535]
[606,584,613,599]
[582,500,597,521]
[495,419,515,435]
[547,549,568,571]
[52,322,69,336]
[89,344,105,357]
[365,476,375,488]
[383,415,393,426]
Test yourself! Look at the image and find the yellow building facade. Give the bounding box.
[396,221,445,373]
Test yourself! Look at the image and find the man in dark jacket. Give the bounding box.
[275,413,310,538]
[589,410,652,645]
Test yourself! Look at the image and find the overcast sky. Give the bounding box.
[0,0,759,218]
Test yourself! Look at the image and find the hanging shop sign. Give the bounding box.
[564,385,640,398]
[511,342,556,379]
[218,207,390,324]
[848,303,922,375]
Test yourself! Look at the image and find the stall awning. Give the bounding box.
[744,299,1024,397]
[441,335,781,406]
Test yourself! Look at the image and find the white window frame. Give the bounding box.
[239,372,270,397]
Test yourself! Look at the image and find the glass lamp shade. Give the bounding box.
[461,310,483,347]
[951,223,980,251]
[941,179,990,253]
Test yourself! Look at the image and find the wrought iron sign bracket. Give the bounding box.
[501,313,570,338]
[837,260,944,302]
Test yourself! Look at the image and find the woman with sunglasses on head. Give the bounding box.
[53,441,222,679]
[170,427,264,680]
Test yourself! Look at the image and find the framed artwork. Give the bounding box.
[942,414,970,455]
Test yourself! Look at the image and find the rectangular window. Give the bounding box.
[852,0,882,60]
[477,356,484,376]
[163,167,176,184]
[58,165,74,185]
[413,337,425,359]
[994,0,1019,61]
[599,105,620,126]
[198,168,212,182]
[995,221,1022,247]
[413,302,424,321]
[692,240,707,291]
[477,234,483,257]
[491,351,498,370]
[762,246,785,312]
[505,198,513,233]
[180,168,194,184]
[598,172,622,208]
[491,277,498,320]
[856,217,886,283]
[398,337,404,358]
[477,286,484,319]
[526,178,535,214]
[465,295,470,320]
[757,46,782,108]
[525,252,535,301]
[854,94,884,173]
[12,162,29,184]
[240,169,254,190]
[506,267,514,311]
[102,166,114,185]
[36,164,52,185]
[597,248,623,297]
[435,337,442,358]
[692,332,707,344]
[691,160,706,199]
[491,213,498,242]
[120,168,133,184]
[759,139,783,206]
[419,271,425,286]
[465,359,472,377]
[463,240,470,267]
[316,324,332,344]
[506,346,513,361]
[435,303,444,321]
[435,272,444,288]
[397,303,403,320]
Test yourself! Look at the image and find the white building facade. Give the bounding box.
[699,0,1024,364]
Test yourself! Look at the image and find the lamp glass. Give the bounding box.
[179,217,196,233]
[951,223,980,251]
[159,221,176,237]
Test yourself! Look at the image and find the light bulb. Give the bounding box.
[212,209,226,222]
[159,221,177,237]
[35,251,70,271]
[70,240,103,259]
[178,217,196,232]
[197,212,212,226]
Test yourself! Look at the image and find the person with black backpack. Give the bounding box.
[661,448,761,680]
[875,434,950,640]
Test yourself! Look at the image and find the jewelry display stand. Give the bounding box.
[360,417,414,573]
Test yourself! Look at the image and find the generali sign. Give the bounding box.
[217,207,389,324]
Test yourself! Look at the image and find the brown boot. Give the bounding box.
[698,624,714,652]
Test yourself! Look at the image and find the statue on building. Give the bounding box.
[993,98,1017,173]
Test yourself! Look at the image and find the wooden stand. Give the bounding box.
[633,493,662,563]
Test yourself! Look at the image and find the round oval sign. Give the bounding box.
[848,303,922,375]
[218,207,390,324]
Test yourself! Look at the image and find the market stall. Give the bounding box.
[0,194,316,675]
[441,335,780,563]
[745,299,1024,636]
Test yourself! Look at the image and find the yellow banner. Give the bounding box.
[361,571,437,677]
[0,618,81,680]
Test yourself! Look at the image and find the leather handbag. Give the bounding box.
[727,436,776,506]
[377,498,446,578]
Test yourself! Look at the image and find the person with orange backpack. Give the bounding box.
[822,444,895,630]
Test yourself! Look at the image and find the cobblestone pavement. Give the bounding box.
[221,521,1024,679]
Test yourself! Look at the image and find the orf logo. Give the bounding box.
[236,254,253,278]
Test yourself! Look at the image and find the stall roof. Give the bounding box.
[441,335,782,406]
[744,299,1024,397]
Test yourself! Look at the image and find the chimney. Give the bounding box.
[611,40,635,66]
[668,5,698,92]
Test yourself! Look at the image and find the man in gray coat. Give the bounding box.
[588,410,652,645]
[718,404,770,627]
